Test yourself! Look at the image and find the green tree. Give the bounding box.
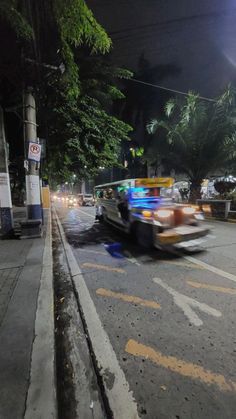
[0,0,111,98]
[39,53,133,184]
[0,1,132,186]
[147,88,236,202]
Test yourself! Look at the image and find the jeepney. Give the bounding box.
[95,178,209,249]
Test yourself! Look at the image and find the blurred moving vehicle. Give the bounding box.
[51,193,57,202]
[95,177,209,250]
[66,195,78,208]
[78,193,94,206]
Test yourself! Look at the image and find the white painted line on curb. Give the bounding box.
[153,277,222,327]
[24,211,57,419]
[185,255,236,284]
[54,208,139,419]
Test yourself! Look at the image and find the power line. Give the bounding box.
[128,78,216,102]
[108,9,236,37]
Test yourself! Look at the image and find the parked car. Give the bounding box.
[82,194,95,206]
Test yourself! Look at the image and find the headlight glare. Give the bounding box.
[155,209,173,218]
[182,207,195,215]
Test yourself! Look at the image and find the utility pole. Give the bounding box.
[23,88,42,221]
[0,106,13,236]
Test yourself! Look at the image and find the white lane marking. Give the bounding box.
[54,209,139,419]
[185,256,236,284]
[123,251,141,266]
[153,277,222,327]
[77,208,95,219]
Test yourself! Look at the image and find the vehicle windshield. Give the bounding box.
[130,187,172,200]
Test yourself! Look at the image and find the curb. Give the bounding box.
[205,217,236,224]
[53,207,139,419]
[24,210,57,419]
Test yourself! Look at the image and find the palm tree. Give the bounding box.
[147,88,236,202]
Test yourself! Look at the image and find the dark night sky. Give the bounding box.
[88,0,236,97]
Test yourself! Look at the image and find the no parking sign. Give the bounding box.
[28,142,41,162]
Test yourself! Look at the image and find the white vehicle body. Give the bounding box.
[95,178,209,249]
[79,193,94,206]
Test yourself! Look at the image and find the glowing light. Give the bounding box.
[182,207,195,215]
[155,209,173,218]
[142,210,152,218]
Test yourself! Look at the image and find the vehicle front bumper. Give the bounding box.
[155,225,209,246]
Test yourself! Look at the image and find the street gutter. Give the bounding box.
[53,207,139,419]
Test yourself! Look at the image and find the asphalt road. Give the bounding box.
[55,203,236,419]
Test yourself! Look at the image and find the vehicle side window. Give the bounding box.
[96,190,104,199]
[114,186,121,200]
[104,188,114,199]
[117,186,128,202]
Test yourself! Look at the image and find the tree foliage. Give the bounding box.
[0,0,112,98]
[0,0,33,39]
[147,87,236,201]
[0,0,132,186]
[43,55,133,184]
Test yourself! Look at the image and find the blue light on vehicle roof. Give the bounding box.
[131,187,146,192]
[128,187,162,209]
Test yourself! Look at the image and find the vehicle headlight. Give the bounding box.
[155,209,173,218]
[182,207,195,215]
[69,199,73,203]
[66,197,69,201]
[73,199,76,202]
[62,197,65,201]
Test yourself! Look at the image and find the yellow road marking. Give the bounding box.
[82,263,126,274]
[187,280,236,295]
[96,288,160,309]
[162,260,204,269]
[125,339,236,393]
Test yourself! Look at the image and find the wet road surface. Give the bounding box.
[55,203,236,419]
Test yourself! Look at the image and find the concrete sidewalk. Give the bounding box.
[0,209,56,419]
